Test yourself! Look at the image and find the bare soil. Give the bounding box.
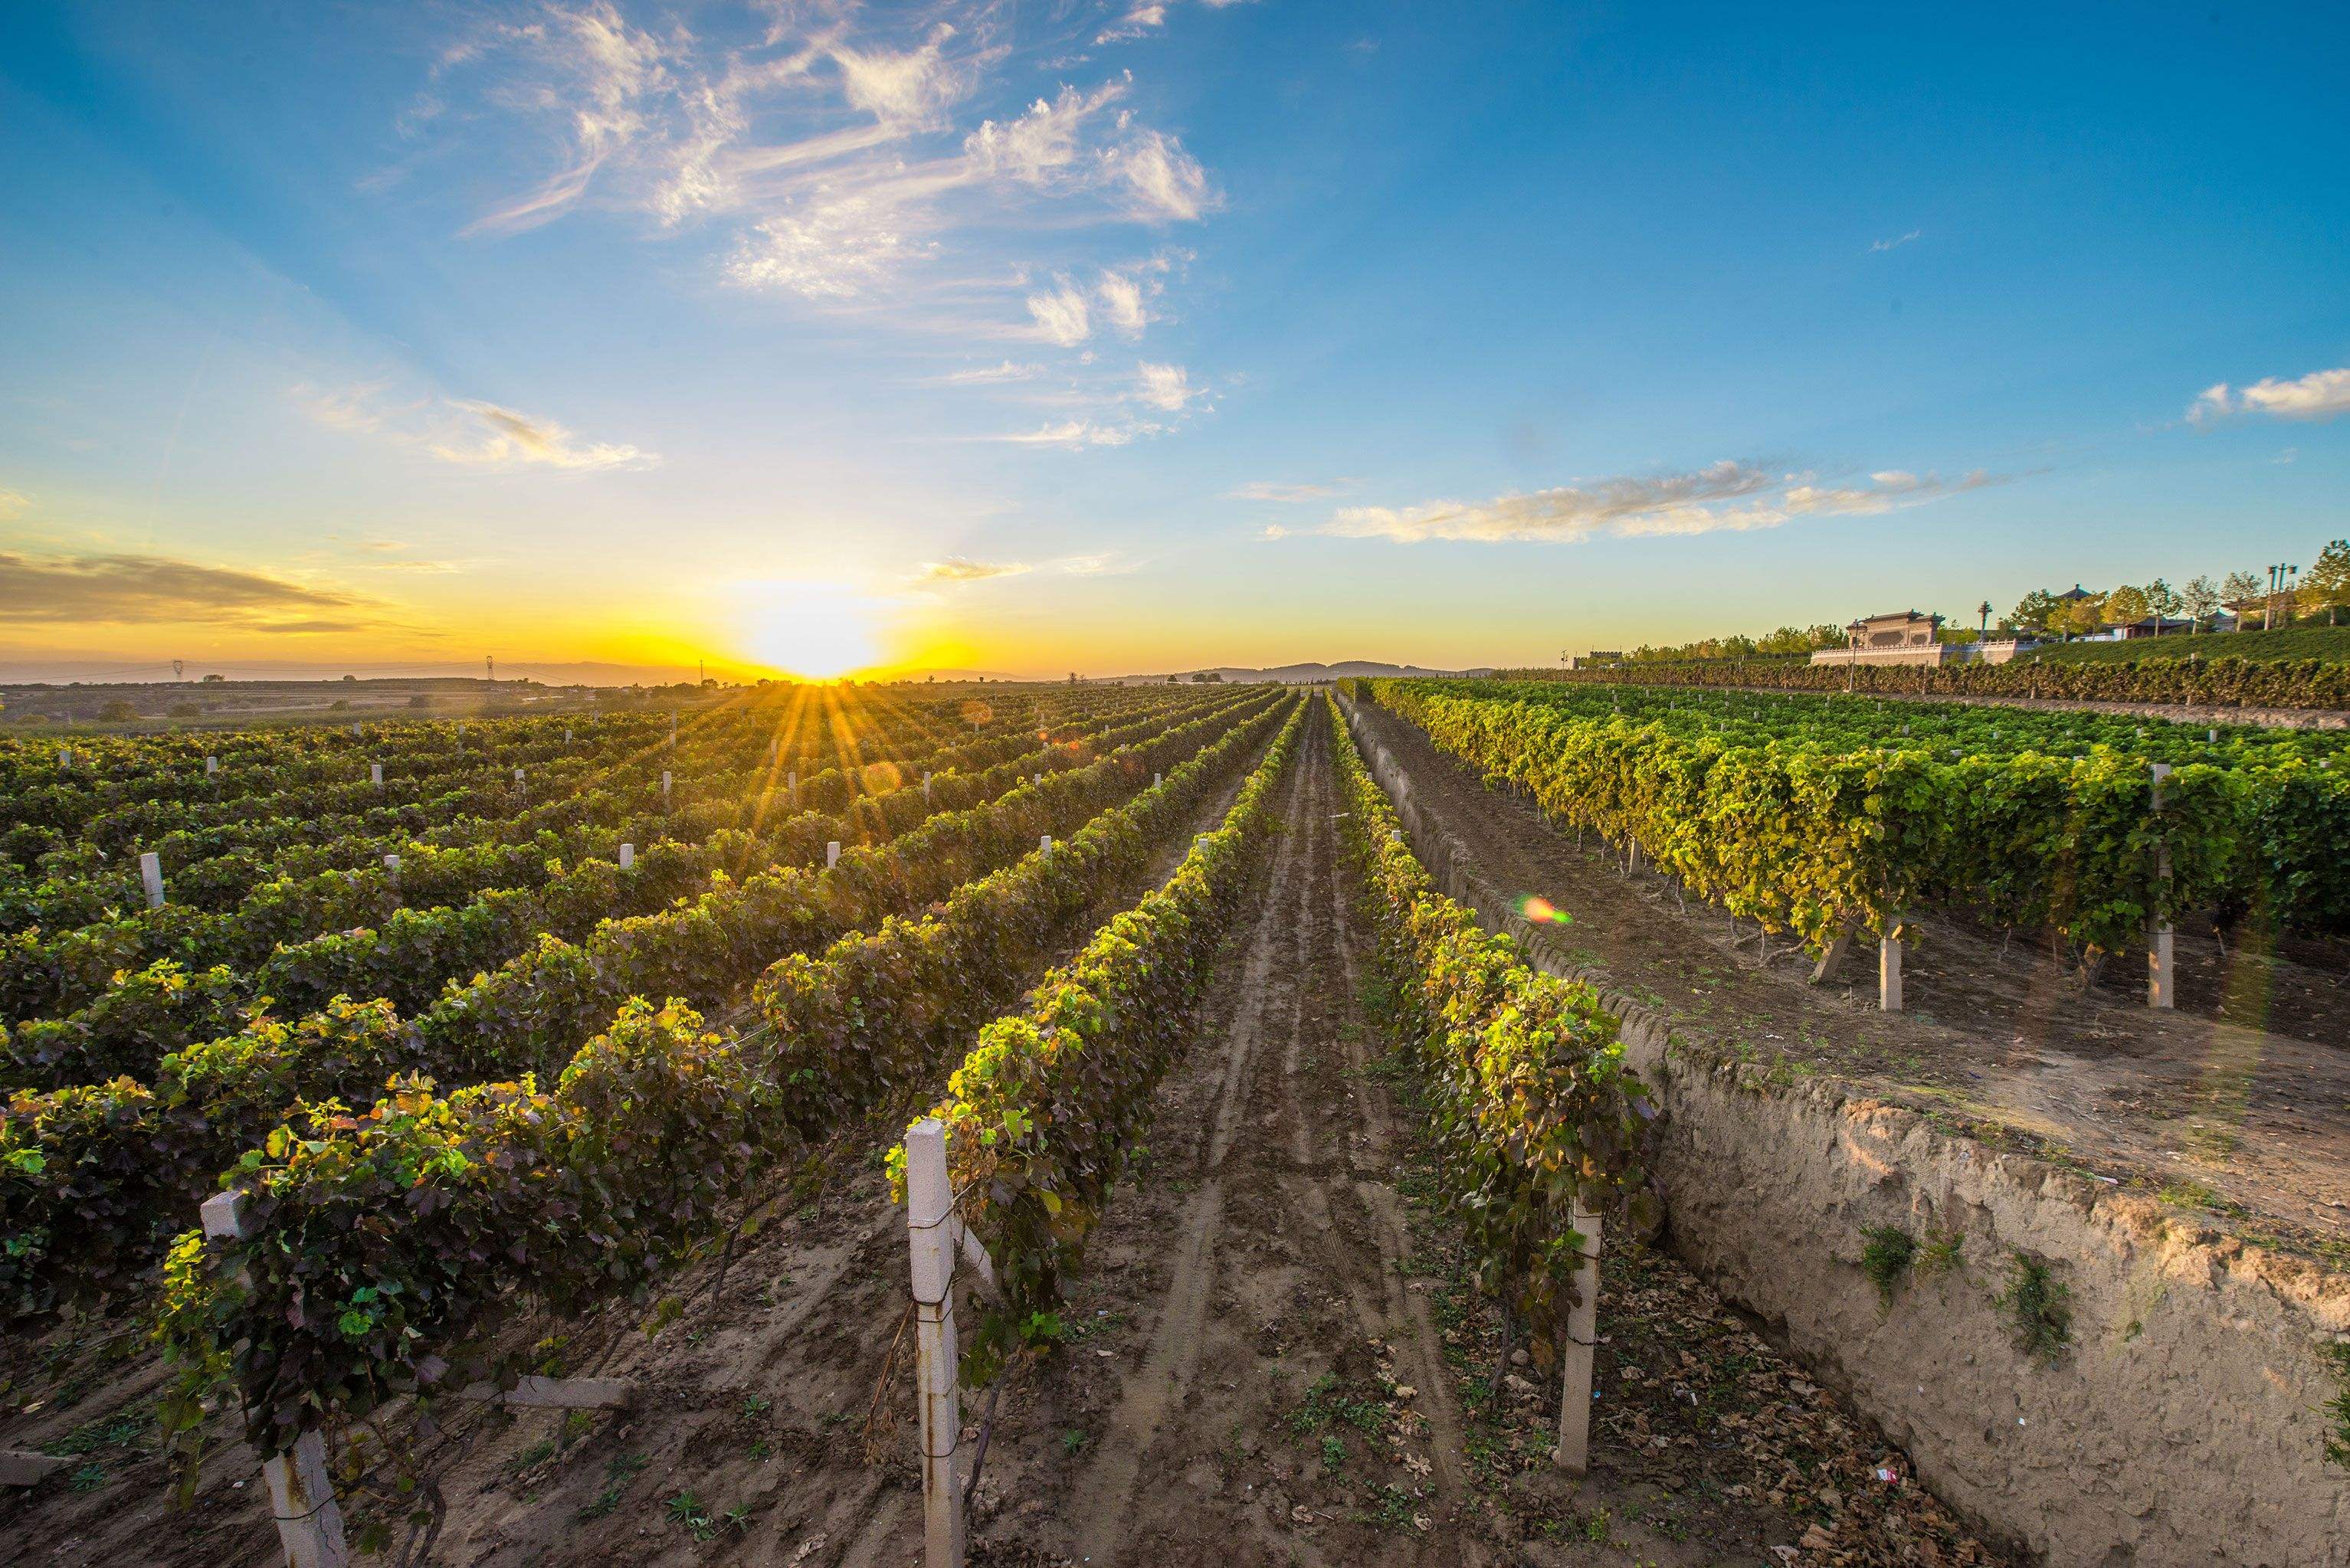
[1350,701,2350,1265]
[2,708,2021,1566]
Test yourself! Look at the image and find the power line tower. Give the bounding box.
[486,654,496,684]
[172,659,185,681]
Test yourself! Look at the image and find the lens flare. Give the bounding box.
[1516,894,1571,925]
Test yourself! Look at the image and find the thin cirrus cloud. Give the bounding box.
[1869,229,1922,254]
[1097,0,1257,45]
[0,549,386,632]
[1228,480,1349,502]
[423,4,1220,333]
[1317,462,2002,545]
[297,385,656,472]
[1134,361,1195,412]
[918,555,1031,583]
[913,552,1130,584]
[2188,367,2350,424]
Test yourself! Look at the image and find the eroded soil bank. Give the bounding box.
[1344,694,2350,1566]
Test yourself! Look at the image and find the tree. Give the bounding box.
[1978,600,1992,634]
[2301,538,2350,627]
[99,699,138,722]
[2104,584,2151,628]
[2011,590,2061,635]
[2179,574,2220,633]
[2145,578,2178,634]
[2062,592,2108,640]
[2221,569,2265,630]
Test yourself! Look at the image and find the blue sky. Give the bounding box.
[2,0,2344,679]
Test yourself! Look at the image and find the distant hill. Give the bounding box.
[1104,660,1493,685]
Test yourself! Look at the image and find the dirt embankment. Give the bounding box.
[1344,696,2350,1566]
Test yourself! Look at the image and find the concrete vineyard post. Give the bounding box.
[139,851,165,911]
[370,762,383,787]
[1040,834,1053,858]
[1554,1200,1603,1475]
[205,755,218,776]
[1152,771,1162,788]
[202,1192,350,1568]
[661,771,672,805]
[565,728,572,744]
[923,771,932,800]
[903,1120,966,1568]
[2149,763,2175,1010]
[618,843,634,871]
[827,840,841,869]
[383,853,400,882]
[1880,918,1903,1013]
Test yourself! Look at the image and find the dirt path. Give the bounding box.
[1349,699,2350,1260]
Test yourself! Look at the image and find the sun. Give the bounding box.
[737,579,887,680]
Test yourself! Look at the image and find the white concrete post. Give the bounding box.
[370,762,383,787]
[1555,1200,1602,1475]
[827,840,841,869]
[1041,834,1053,858]
[139,852,165,911]
[904,1120,965,1568]
[565,728,572,744]
[661,771,672,803]
[202,1192,349,1567]
[1152,771,1162,788]
[2150,763,2175,1010]
[1880,917,1904,1013]
[923,771,932,800]
[383,854,400,882]
[513,767,524,784]
[2207,728,2217,745]
[618,843,634,871]
[206,755,218,775]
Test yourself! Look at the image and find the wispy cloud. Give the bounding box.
[918,555,1030,582]
[984,418,1146,448]
[298,384,656,472]
[1096,0,1255,45]
[1229,480,1348,502]
[0,489,28,522]
[912,551,1131,584]
[1318,462,2002,545]
[428,6,1218,339]
[1027,278,1093,345]
[1869,229,1922,254]
[919,360,1044,385]
[2189,367,2350,424]
[433,402,654,470]
[0,550,385,630]
[1134,360,1195,411]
